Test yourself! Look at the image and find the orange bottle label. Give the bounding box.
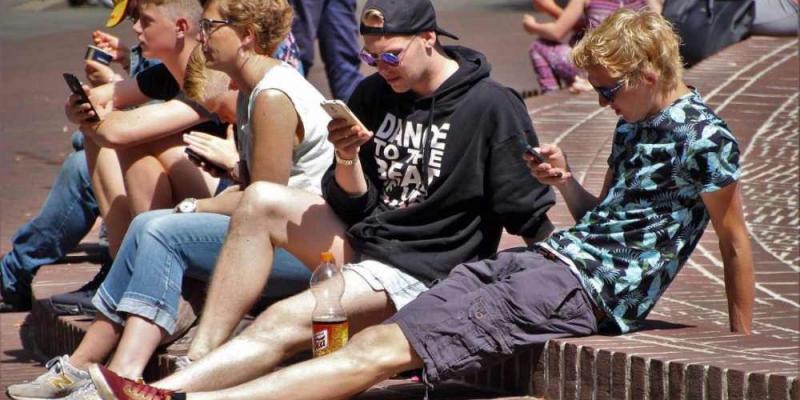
[312,318,349,357]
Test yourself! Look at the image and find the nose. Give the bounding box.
[132,19,142,34]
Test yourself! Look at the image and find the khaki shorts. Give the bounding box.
[344,259,428,311]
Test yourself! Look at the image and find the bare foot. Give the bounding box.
[568,76,593,94]
[522,14,538,34]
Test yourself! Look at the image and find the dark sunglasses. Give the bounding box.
[594,80,625,103]
[200,18,231,37]
[359,38,414,67]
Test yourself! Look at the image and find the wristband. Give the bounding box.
[335,152,356,166]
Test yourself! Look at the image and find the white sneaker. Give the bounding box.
[63,382,101,400]
[6,355,90,399]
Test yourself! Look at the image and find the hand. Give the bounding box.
[524,143,572,187]
[327,118,372,161]
[84,59,119,87]
[522,14,539,34]
[64,85,103,124]
[183,131,239,177]
[92,30,129,64]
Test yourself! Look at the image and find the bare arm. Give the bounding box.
[81,99,209,148]
[525,144,613,222]
[523,0,586,41]
[532,0,565,18]
[701,182,754,334]
[196,89,296,215]
[88,77,150,110]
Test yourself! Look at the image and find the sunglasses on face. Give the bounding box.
[200,18,231,38]
[594,80,625,103]
[359,38,415,67]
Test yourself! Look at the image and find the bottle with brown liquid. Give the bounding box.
[310,252,348,357]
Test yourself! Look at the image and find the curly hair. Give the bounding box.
[214,0,293,55]
[571,8,684,95]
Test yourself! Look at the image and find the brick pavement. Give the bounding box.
[1,34,797,400]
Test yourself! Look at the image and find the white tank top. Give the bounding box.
[236,62,333,195]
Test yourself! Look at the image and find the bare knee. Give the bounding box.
[345,324,418,375]
[236,183,294,231]
[238,298,311,354]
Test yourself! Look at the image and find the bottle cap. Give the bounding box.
[320,252,335,263]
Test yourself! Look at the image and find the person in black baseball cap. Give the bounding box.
[85,0,556,398]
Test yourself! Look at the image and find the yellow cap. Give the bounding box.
[320,252,335,263]
[106,0,129,28]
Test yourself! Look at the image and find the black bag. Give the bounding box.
[662,0,755,67]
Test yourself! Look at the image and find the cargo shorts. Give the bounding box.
[387,247,599,384]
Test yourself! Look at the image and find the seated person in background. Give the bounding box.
[0,0,156,313]
[90,9,754,400]
[522,0,651,94]
[86,0,555,395]
[6,9,329,400]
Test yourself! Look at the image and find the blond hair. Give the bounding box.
[571,9,683,94]
[361,8,385,28]
[140,0,203,32]
[184,45,231,105]
[214,0,292,55]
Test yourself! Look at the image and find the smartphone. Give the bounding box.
[518,136,562,177]
[63,73,100,122]
[185,147,227,175]
[517,136,546,163]
[85,45,113,65]
[320,100,366,130]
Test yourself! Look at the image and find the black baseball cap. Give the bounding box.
[359,0,459,40]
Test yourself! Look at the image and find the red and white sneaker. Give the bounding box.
[88,364,175,400]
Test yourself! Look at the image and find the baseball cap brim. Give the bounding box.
[105,0,128,28]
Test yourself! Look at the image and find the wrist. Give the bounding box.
[176,197,198,213]
[335,151,358,166]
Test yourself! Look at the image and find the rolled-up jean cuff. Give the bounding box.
[115,295,178,334]
[92,288,126,326]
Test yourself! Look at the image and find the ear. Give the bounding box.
[421,31,436,49]
[240,26,257,50]
[641,69,659,87]
[175,17,190,39]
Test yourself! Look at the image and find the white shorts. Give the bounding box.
[344,259,428,311]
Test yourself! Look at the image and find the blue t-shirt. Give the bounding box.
[546,89,741,333]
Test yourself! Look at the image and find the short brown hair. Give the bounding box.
[214,0,293,55]
[572,9,684,95]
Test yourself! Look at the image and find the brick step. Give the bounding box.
[29,263,518,399]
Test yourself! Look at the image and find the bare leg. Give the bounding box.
[186,182,354,359]
[83,138,129,257]
[187,324,422,400]
[155,271,396,392]
[68,314,123,370]
[118,135,216,215]
[105,316,165,379]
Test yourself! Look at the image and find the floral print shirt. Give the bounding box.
[545,90,741,333]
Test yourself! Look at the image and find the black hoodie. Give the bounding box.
[322,46,555,285]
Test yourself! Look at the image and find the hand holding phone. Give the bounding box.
[63,73,100,122]
[185,147,228,176]
[519,136,563,178]
[320,100,367,131]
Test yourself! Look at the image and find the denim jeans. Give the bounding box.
[1,142,99,306]
[290,0,363,100]
[93,209,311,334]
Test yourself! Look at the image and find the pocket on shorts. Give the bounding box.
[549,287,590,321]
[435,295,513,377]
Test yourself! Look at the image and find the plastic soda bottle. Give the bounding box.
[310,251,348,357]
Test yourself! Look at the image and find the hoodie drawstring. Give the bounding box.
[420,95,437,193]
